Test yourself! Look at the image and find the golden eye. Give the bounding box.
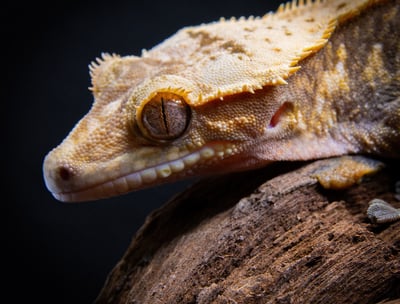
[140,92,191,141]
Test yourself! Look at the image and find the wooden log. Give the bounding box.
[95,159,400,304]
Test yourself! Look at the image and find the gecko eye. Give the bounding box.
[140,92,191,141]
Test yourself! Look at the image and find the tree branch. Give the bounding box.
[95,159,400,304]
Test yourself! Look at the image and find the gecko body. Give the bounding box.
[43,0,399,202]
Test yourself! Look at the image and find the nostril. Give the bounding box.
[43,154,78,196]
[58,166,72,181]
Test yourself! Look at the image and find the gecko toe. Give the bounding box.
[367,199,400,224]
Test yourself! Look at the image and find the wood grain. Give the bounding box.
[95,159,400,304]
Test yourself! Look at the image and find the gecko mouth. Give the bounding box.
[49,143,237,202]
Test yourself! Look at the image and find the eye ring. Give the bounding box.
[138,92,191,141]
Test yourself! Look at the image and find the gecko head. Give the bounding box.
[43,55,274,202]
[43,6,336,202]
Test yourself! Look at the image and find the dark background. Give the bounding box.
[5,0,281,302]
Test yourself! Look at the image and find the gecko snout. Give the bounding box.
[42,152,79,201]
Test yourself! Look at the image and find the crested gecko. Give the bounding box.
[43,0,400,221]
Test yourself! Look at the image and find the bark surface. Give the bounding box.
[95,159,400,304]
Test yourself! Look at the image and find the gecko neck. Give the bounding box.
[264,0,400,160]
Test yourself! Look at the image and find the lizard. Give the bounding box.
[43,0,400,222]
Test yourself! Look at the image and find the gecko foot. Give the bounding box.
[310,156,399,224]
[311,155,384,190]
[367,199,400,224]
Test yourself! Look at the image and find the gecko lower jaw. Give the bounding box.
[50,143,236,202]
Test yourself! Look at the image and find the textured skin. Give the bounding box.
[43,0,399,202]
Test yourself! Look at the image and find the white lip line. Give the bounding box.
[54,165,178,201]
[53,144,228,201]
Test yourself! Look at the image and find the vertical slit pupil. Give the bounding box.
[160,97,170,135]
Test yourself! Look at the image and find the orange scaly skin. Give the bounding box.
[43,0,399,202]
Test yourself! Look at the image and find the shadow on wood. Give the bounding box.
[95,159,400,304]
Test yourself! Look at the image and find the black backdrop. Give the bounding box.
[5,0,282,302]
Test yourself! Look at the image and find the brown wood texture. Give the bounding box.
[95,159,400,304]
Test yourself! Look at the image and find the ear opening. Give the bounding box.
[268,101,294,128]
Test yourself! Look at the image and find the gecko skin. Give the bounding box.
[43,0,399,202]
